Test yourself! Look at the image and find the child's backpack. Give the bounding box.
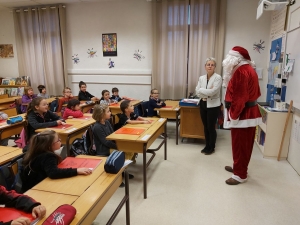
[70,138,87,156]
[83,125,96,156]
[49,98,59,112]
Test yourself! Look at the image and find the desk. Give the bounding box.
[180,106,205,140]
[0,96,20,109]
[0,114,26,140]
[155,100,180,145]
[80,101,96,113]
[26,156,130,225]
[0,146,23,165]
[107,117,167,199]
[35,118,95,156]
[109,100,142,115]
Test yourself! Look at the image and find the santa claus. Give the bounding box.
[222,46,262,185]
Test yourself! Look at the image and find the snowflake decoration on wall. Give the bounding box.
[87,48,97,58]
[253,40,265,53]
[133,49,145,61]
[72,54,80,64]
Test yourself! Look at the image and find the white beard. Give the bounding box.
[222,55,241,88]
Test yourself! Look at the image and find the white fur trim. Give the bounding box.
[228,110,239,125]
[229,50,243,59]
[223,108,262,128]
[232,174,247,183]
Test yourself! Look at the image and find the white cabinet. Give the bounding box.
[255,105,292,158]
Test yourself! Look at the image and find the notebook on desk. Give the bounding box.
[115,127,145,135]
[58,157,102,170]
[0,207,39,225]
[54,124,73,129]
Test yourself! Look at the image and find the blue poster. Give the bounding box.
[269,37,282,62]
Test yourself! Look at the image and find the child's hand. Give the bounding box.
[68,116,73,119]
[77,168,92,175]
[144,120,151,124]
[70,94,74,98]
[57,120,66,125]
[11,217,31,225]
[32,205,46,219]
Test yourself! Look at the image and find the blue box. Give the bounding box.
[179,99,199,107]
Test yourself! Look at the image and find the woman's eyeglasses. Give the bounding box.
[206,64,215,67]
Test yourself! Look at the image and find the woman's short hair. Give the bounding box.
[205,57,217,67]
[92,104,109,121]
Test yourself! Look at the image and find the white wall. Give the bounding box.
[66,0,152,100]
[223,0,272,102]
[0,10,19,78]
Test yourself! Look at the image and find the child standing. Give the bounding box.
[37,85,49,98]
[26,97,65,140]
[0,112,9,146]
[63,99,84,120]
[100,90,115,105]
[78,81,99,101]
[21,87,37,113]
[21,130,92,192]
[115,100,150,130]
[56,87,74,115]
[147,88,166,117]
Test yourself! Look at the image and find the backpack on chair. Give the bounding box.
[83,125,96,156]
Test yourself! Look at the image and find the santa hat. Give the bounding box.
[228,46,251,61]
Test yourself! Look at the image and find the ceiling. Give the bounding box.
[0,0,136,11]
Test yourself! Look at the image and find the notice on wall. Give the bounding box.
[291,118,300,144]
[270,6,287,40]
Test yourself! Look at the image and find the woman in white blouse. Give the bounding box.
[195,57,222,155]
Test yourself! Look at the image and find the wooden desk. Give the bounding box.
[109,100,142,115]
[80,101,96,113]
[35,119,95,156]
[107,117,167,199]
[180,106,205,140]
[0,96,20,109]
[27,156,130,225]
[0,146,23,165]
[0,114,26,140]
[155,100,180,145]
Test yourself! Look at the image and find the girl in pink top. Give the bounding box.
[63,99,84,120]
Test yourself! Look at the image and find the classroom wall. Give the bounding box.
[223,0,272,102]
[66,0,152,100]
[0,10,19,78]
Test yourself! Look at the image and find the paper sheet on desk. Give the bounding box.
[123,160,133,168]
[181,99,200,104]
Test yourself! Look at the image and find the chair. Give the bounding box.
[0,163,15,190]
[15,98,23,114]
[140,101,149,117]
[8,153,25,193]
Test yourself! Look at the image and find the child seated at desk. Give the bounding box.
[115,100,150,130]
[100,90,116,105]
[21,87,37,113]
[57,87,74,115]
[110,87,135,102]
[63,99,83,120]
[21,130,92,192]
[0,112,9,146]
[0,185,46,225]
[78,81,99,102]
[92,104,134,185]
[26,97,65,140]
[37,85,49,99]
[147,88,166,117]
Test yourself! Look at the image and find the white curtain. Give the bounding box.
[13,5,67,96]
[152,0,189,99]
[188,0,226,95]
[152,0,226,99]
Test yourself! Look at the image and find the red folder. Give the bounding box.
[115,127,145,135]
[58,157,102,170]
[0,207,37,223]
[54,124,73,129]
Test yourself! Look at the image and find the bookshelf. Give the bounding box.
[0,85,27,88]
[255,104,292,158]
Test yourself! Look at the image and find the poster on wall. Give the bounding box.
[102,33,117,57]
[0,44,14,58]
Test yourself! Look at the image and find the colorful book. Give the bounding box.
[58,157,102,170]
[0,88,5,95]
[0,207,38,225]
[115,127,145,135]
[9,78,16,85]
[5,88,11,96]
[17,87,24,96]
[15,77,22,85]
[21,76,31,86]
[54,124,73,129]
[10,88,18,96]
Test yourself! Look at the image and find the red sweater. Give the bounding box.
[63,108,83,120]
[57,97,75,113]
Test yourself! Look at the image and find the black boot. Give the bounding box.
[205,149,215,155]
[201,146,210,154]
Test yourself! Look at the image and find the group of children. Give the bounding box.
[0,84,168,217]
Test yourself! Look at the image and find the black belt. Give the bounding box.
[224,101,257,109]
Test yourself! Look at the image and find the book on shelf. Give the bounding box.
[5,88,11,96]
[21,76,31,86]
[0,88,5,95]
[10,88,18,96]
[58,157,102,170]
[17,87,24,96]
[1,78,9,85]
[9,78,16,85]
[15,77,22,85]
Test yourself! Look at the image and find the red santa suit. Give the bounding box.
[223,46,262,183]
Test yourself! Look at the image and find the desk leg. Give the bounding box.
[143,144,147,199]
[176,111,179,145]
[66,136,70,157]
[164,123,167,160]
